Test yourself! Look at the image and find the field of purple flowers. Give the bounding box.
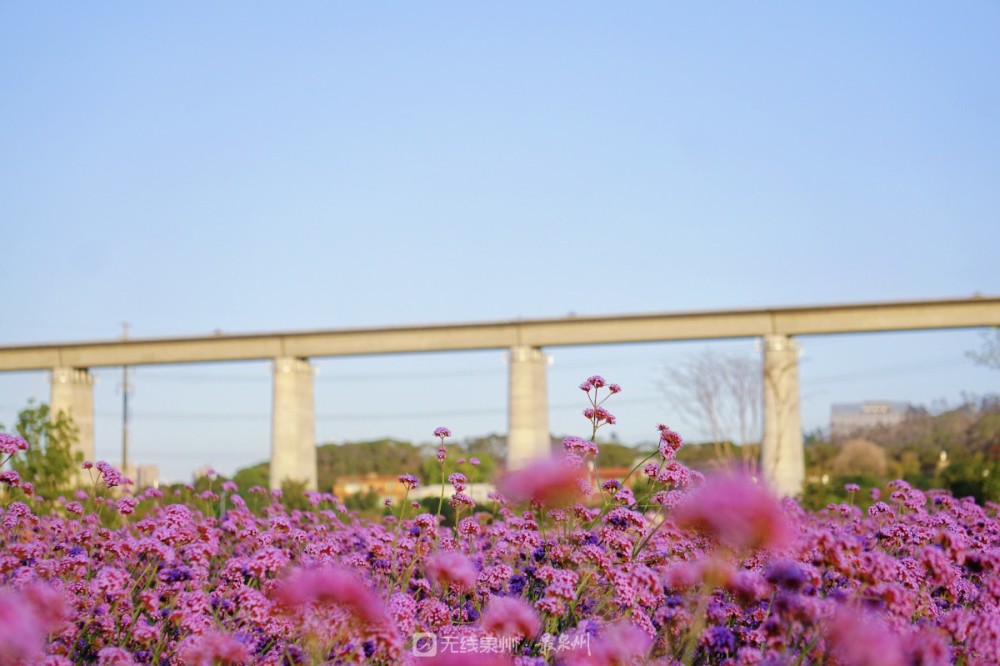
[1,377,998,665]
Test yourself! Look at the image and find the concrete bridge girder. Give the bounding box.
[18,297,993,496]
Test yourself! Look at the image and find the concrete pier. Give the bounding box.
[270,357,317,491]
[760,334,804,496]
[507,346,549,468]
[49,367,95,465]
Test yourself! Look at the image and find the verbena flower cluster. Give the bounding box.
[0,376,997,665]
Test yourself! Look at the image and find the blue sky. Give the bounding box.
[1,3,998,482]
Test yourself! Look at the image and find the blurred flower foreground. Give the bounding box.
[0,377,998,665]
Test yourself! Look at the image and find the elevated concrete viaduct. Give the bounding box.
[1,296,997,495]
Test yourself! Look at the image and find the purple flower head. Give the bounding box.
[587,375,606,388]
[117,497,138,516]
[583,406,616,425]
[449,492,475,509]
[658,425,683,458]
[0,433,29,456]
[0,470,21,487]
[562,436,599,457]
[397,474,420,490]
[434,426,451,439]
[435,446,447,464]
[94,461,128,488]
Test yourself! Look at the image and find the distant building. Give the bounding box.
[333,473,406,503]
[192,465,216,481]
[124,464,160,489]
[409,483,496,505]
[830,401,912,437]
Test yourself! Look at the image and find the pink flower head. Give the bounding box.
[824,607,905,666]
[271,566,387,625]
[672,472,792,552]
[576,622,653,664]
[0,583,72,665]
[436,446,447,464]
[481,596,541,639]
[844,483,860,493]
[96,647,136,665]
[608,383,622,394]
[497,457,588,507]
[176,629,250,666]
[434,426,451,439]
[426,551,478,591]
[587,375,606,388]
[470,457,480,466]
[0,470,21,487]
[0,433,28,455]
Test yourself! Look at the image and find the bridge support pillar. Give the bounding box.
[270,357,317,491]
[50,367,95,471]
[761,334,804,496]
[507,346,549,468]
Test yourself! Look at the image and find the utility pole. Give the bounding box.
[121,323,131,476]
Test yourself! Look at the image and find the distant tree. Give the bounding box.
[343,489,380,513]
[596,442,649,468]
[317,439,424,488]
[5,401,82,498]
[830,439,888,478]
[659,348,762,470]
[968,329,1000,370]
[233,463,269,491]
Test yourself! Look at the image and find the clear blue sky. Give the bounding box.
[2,3,998,482]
